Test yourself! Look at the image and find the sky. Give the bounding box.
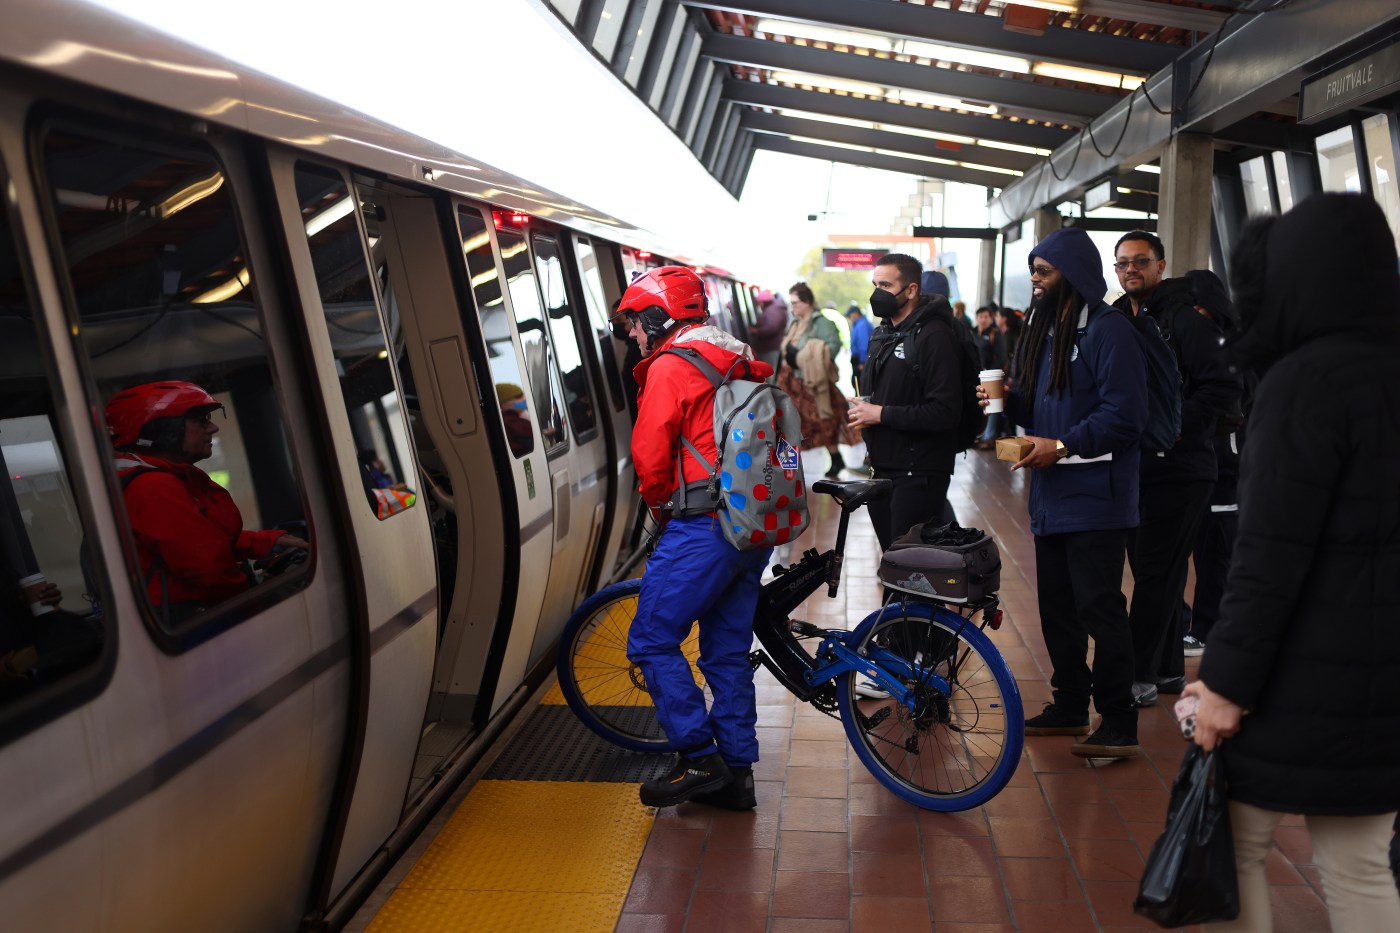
[87,0,973,291]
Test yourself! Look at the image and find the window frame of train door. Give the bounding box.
[0,115,118,748]
[264,156,440,907]
[25,105,318,655]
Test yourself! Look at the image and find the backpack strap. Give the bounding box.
[659,346,724,517]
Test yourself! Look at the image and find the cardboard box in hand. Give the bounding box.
[996,436,1034,463]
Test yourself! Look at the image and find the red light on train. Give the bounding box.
[492,210,530,229]
[636,250,652,260]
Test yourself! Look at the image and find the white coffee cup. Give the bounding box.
[979,369,1005,414]
[18,572,54,616]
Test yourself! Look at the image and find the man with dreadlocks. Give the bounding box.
[988,226,1148,759]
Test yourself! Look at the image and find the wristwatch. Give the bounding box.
[1055,439,1069,460]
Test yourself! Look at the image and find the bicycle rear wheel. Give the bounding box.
[836,602,1023,810]
[555,579,704,753]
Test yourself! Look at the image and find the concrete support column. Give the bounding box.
[1032,207,1062,243]
[1158,134,1214,273]
[977,237,997,310]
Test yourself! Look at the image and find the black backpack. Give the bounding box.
[1119,309,1183,454]
[951,325,985,454]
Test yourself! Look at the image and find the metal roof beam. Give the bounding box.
[750,134,1014,191]
[722,79,1075,150]
[683,0,1176,74]
[1078,0,1227,33]
[742,110,1038,173]
[702,33,1117,124]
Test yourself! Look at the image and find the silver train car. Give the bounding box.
[0,2,758,929]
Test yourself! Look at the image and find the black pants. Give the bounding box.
[868,471,952,550]
[1034,529,1137,735]
[1128,480,1214,682]
[1185,505,1237,643]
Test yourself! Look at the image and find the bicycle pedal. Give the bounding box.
[788,620,826,638]
[747,650,763,672]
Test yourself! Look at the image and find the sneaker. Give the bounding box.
[1182,635,1206,657]
[1131,681,1159,707]
[1071,725,1141,759]
[690,766,756,811]
[1156,675,1187,695]
[639,752,732,808]
[854,679,890,699]
[1024,702,1091,736]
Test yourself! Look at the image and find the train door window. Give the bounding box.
[1362,114,1400,253]
[0,166,107,727]
[457,206,533,458]
[572,236,626,413]
[496,226,567,455]
[531,233,597,440]
[293,162,416,519]
[38,124,311,639]
[1316,126,1362,193]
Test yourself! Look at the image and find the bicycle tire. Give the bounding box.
[554,579,705,753]
[836,602,1024,811]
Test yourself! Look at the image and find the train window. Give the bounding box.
[531,234,597,440]
[293,162,417,519]
[497,227,568,456]
[572,236,626,413]
[457,206,534,458]
[0,181,107,723]
[39,126,311,638]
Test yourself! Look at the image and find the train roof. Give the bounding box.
[0,0,702,265]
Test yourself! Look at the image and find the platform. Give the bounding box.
[348,447,1331,933]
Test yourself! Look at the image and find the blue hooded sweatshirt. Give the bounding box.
[1008,227,1147,536]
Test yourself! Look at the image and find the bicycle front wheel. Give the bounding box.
[836,602,1023,810]
[555,578,704,753]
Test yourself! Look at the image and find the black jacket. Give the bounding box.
[1198,193,1400,815]
[863,296,961,476]
[1113,279,1238,485]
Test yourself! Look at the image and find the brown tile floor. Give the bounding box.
[615,447,1333,932]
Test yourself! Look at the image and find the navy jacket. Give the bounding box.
[1007,228,1147,536]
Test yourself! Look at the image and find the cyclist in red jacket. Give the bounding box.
[614,266,773,810]
[104,381,307,622]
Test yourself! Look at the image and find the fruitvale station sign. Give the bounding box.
[822,249,885,270]
[1300,39,1400,124]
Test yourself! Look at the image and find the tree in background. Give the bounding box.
[794,247,875,310]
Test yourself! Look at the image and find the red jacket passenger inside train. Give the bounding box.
[104,381,308,618]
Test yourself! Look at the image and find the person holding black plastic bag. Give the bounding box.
[1185,194,1400,932]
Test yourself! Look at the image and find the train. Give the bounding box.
[0,2,760,929]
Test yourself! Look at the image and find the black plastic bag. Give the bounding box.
[1134,745,1240,927]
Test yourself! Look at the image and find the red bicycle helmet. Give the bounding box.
[105,381,223,448]
[614,266,708,338]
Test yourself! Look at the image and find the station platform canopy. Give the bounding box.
[542,1,1400,231]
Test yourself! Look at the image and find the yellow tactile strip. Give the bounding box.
[366,781,654,933]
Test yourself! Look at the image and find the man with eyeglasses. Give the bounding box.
[104,381,308,620]
[988,227,1147,758]
[1110,231,1239,708]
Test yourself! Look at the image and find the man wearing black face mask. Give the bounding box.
[848,253,963,549]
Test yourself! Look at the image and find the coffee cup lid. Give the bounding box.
[18,572,46,587]
[979,369,1004,380]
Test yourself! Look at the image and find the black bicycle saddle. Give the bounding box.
[810,477,892,509]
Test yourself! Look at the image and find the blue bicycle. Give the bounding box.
[556,478,1024,811]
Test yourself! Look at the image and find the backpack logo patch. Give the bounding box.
[776,437,799,470]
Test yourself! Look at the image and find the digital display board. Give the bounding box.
[822,248,885,270]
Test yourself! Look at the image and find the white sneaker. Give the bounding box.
[854,680,890,699]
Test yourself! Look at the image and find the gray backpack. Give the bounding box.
[663,347,811,551]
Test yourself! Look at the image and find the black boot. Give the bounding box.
[639,751,731,808]
[691,766,757,810]
[825,449,845,479]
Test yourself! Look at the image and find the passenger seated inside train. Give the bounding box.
[496,383,533,457]
[0,572,102,700]
[104,381,309,625]
[357,448,416,519]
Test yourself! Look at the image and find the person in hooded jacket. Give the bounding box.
[986,226,1148,758]
[104,381,308,623]
[747,288,788,380]
[1186,193,1400,933]
[848,254,964,549]
[1111,231,1239,707]
[614,266,773,812]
